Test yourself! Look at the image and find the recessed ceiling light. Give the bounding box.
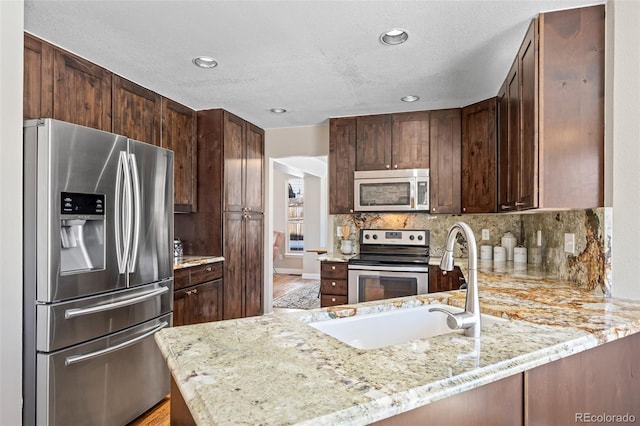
[401,95,420,102]
[270,108,287,114]
[380,29,409,46]
[192,56,218,69]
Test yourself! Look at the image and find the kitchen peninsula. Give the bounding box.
[155,268,640,425]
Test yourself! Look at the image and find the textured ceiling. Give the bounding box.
[24,0,604,129]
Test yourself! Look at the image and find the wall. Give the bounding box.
[302,174,324,279]
[334,207,611,296]
[264,125,330,312]
[611,0,640,299]
[0,0,24,423]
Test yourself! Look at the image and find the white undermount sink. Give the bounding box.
[309,304,505,349]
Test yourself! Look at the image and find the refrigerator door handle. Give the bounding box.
[64,321,169,366]
[122,151,134,272]
[114,152,127,273]
[64,286,170,319]
[128,153,141,272]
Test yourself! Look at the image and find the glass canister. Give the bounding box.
[173,238,183,258]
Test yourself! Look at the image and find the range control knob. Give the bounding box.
[418,235,424,241]
[364,234,370,240]
[409,235,415,241]
[372,234,378,240]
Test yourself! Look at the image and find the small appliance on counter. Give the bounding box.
[348,229,430,303]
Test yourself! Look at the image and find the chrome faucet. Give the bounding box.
[429,222,481,338]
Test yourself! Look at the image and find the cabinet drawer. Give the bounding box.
[321,294,348,308]
[190,262,223,285]
[321,262,348,279]
[320,279,348,296]
[174,268,191,290]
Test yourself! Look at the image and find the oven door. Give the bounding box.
[348,265,429,304]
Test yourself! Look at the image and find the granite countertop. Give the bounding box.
[155,272,640,425]
[173,255,224,270]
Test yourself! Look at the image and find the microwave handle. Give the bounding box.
[410,182,415,209]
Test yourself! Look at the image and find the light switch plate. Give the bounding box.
[564,233,575,254]
[481,229,490,240]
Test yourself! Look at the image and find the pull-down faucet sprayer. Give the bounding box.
[429,222,481,338]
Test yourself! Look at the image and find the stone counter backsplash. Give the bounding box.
[333,207,611,296]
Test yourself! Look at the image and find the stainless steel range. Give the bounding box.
[348,229,429,303]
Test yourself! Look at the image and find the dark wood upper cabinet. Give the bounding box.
[245,123,265,213]
[52,48,112,132]
[462,98,497,214]
[429,108,462,214]
[112,75,161,146]
[497,5,604,211]
[329,117,356,214]
[517,20,539,210]
[162,98,197,213]
[223,112,246,212]
[355,113,429,171]
[538,5,605,209]
[356,114,392,171]
[391,111,430,170]
[23,33,53,120]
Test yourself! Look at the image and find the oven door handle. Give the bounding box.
[348,264,429,273]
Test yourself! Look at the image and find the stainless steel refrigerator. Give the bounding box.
[23,119,174,425]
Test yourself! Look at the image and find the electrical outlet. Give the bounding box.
[564,233,575,254]
[481,229,490,240]
[278,254,284,260]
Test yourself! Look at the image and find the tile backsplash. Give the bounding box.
[333,207,611,296]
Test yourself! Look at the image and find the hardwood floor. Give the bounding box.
[130,274,313,424]
[127,396,170,426]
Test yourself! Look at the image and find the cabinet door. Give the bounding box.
[462,98,497,213]
[245,123,265,213]
[499,58,520,212]
[356,114,392,171]
[244,213,264,317]
[223,212,244,320]
[391,111,430,170]
[112,75,161,146]
[429,109,462,214]
[428,265,465,293]
[173,287,190,327]
[162,98,197,212]
[497,81,509,211]
[223,112,246,212]
[525,333,640,425]
[329,118,356,214]
[517,19,539,210]
[53,49,112,132]
[190,280,223,324]
[23,33,53,120]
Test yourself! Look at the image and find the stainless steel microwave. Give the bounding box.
[354,169,429,212]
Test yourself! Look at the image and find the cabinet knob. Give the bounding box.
[331,266,336,270]
[331,297,336,302]
[462,207,466,212]
[331,281,336,286]
[394,164,398,169]
[206,267,212,272]
[501,205,510,210]
[515,202,526,207]
[432,207,436,212]
[385,164,390,169]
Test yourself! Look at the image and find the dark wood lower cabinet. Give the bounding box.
[429,265,466,293]
[173,262,223,326]
[375,374,524,426]
[173,280,222,326]
[320,261,349,307]
[525,332,640,425]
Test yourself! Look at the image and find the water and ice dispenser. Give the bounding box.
[59,192,106,274]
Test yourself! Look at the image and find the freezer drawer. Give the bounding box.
[36,313,171,426]
[37,279,173,352]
